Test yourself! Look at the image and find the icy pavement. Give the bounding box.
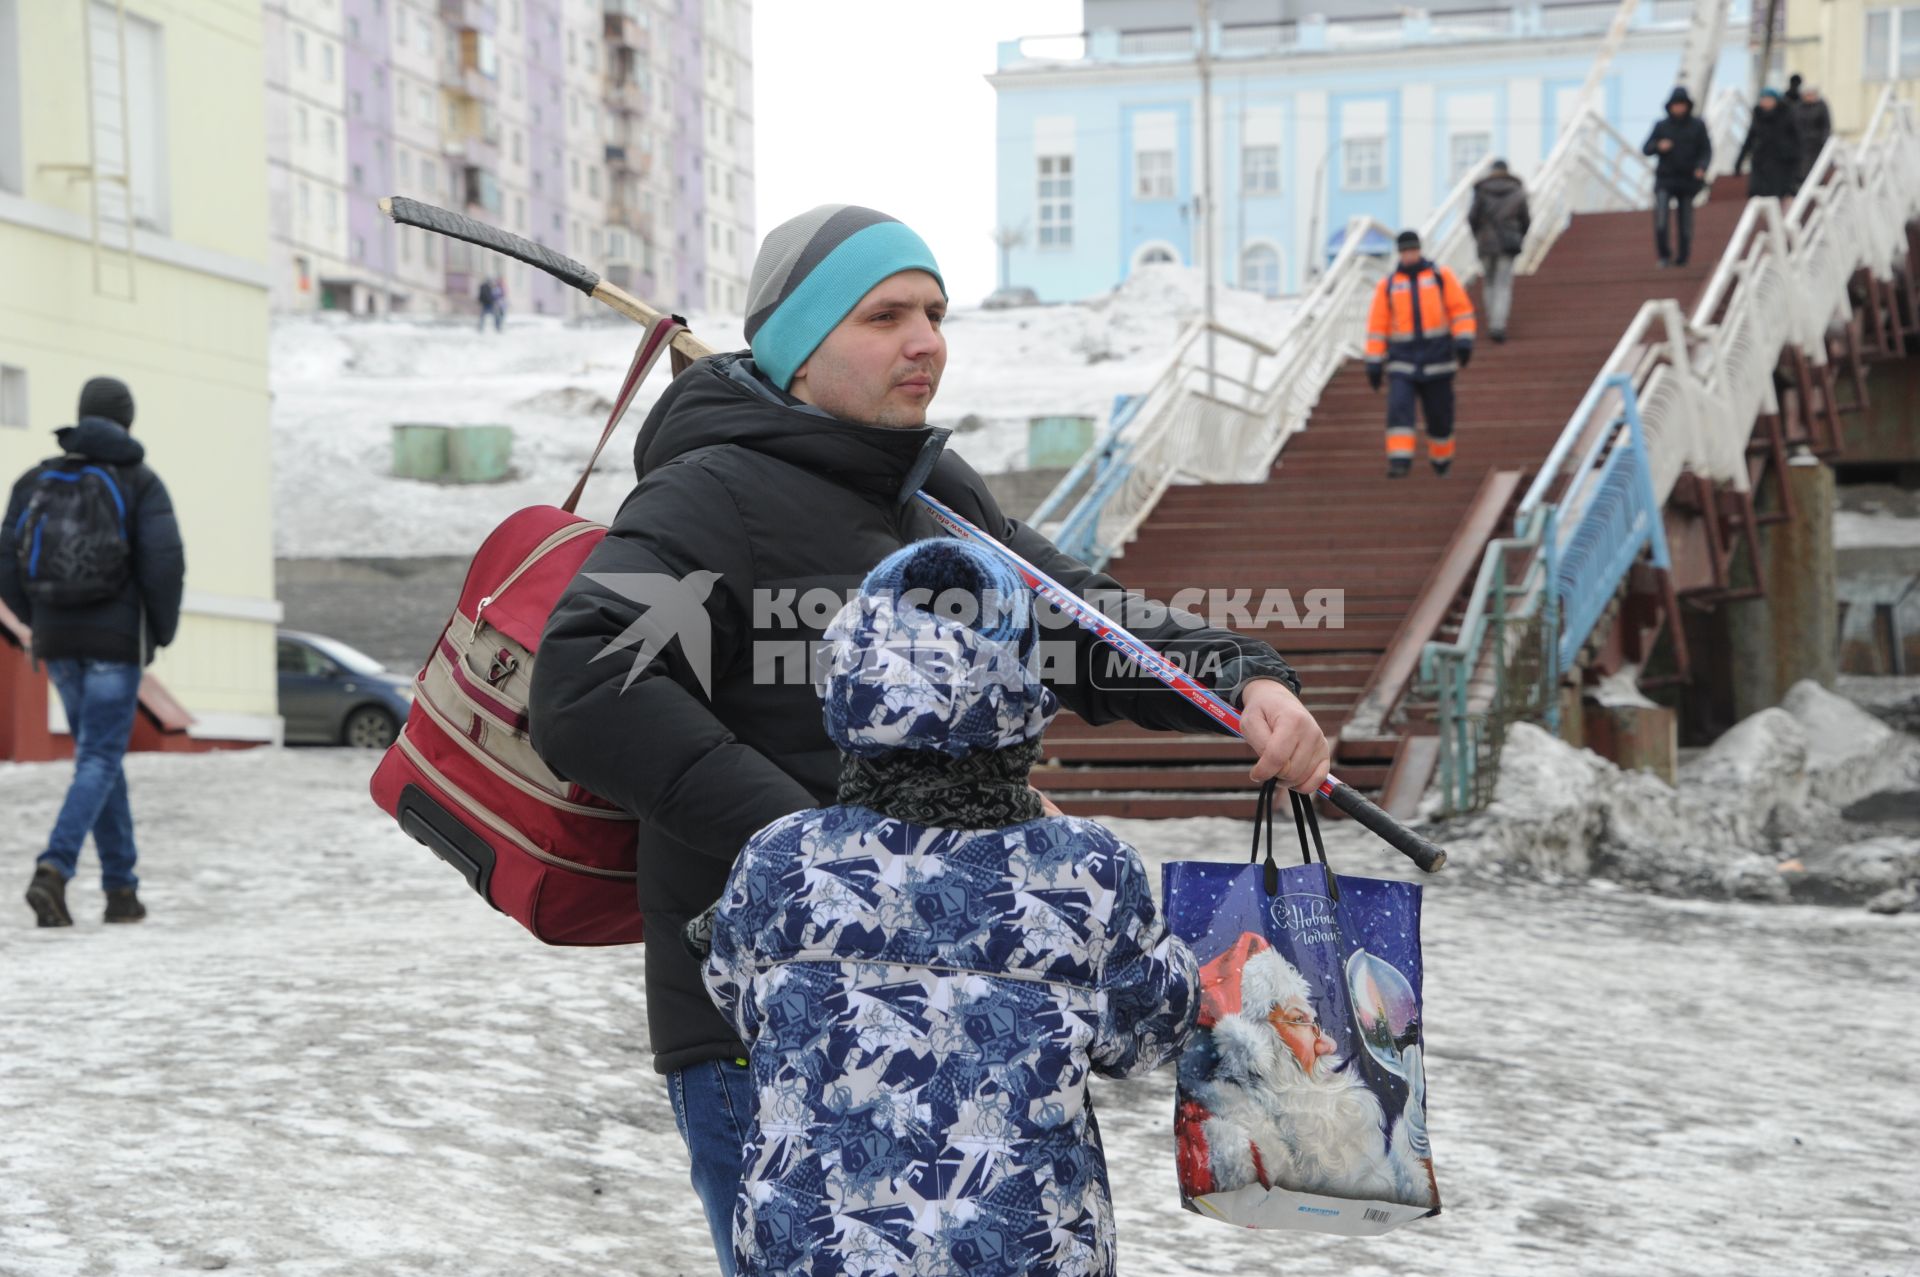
[268,267,1292,560]
[2,749,1916,1276]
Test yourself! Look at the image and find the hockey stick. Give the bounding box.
[916,493,1446,873]
[379,196,711,365]
[380,198,1447,872]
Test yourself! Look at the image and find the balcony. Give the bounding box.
[608,79,646,115]
[604,11,648,53]
[604,143,649,179]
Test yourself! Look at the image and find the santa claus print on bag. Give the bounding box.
[1163,857,1442,1235]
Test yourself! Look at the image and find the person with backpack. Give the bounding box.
[1467,159,1530,344]
[0,376,185,927]
[699,536,1198,1275]
[528,203,1326,1275]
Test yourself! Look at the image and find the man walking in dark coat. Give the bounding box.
[1793,84,1832,187]
[1738,88,1805,199]
[0,377,185,927]
[528,204,1329,1275]
[1467,159,1530,342]
[1643,86,1713,267]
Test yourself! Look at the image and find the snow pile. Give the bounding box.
[4,748,1916,1275]
[269,271,1294,559]
[1445,680,1920,908]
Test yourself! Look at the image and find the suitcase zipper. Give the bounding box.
[397,733,636,879]
[469,519,603,641]
[413,682,626,820]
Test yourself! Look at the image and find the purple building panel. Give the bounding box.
[671,0,705,311]
[343,0,396,295]
[525,0,566,315]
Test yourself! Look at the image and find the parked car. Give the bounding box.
[277,630,413,748]
[981,285,1040,310]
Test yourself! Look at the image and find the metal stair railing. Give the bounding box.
[1422,87,1920,814]
[1034,105,1655,570]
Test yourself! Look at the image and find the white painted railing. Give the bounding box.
[1539,89,1919,529]
[1040,106,1659,566]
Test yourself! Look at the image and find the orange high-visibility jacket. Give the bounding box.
[1364,262,1476,377]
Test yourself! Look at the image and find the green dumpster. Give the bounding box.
[448,424,514,483]
[391,423,450,480]
[1027,415,1096,469]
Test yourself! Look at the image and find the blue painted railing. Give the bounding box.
[1031,393,1145,564]
[1420,374,1669,814]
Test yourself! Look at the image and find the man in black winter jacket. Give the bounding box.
[528,203,1327,1274]
[1643,86,1713,267]
[1738,88,1805,199]
[0,377,185,928]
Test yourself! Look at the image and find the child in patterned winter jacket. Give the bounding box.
[701,537,1199,1277]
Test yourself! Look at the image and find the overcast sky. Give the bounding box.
[751,1,1084,306]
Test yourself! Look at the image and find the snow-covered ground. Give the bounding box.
[3,748,1915,1276]
[271,269,1293,560]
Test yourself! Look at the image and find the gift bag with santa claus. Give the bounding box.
[1166,781,1441,1236]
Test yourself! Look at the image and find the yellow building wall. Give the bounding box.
[1785,0,1920,136]
[1,0,279,738]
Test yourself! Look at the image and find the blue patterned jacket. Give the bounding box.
[704,804,1198,1276]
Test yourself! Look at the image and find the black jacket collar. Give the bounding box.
[635,352,950,506]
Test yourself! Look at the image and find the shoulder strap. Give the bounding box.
[561,312,689,515]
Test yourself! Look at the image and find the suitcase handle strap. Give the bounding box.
[562,312,691,515]
[1249,778,1337,902]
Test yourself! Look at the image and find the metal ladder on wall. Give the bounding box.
[40,1,140,300]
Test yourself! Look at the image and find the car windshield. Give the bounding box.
[299,634,387,676]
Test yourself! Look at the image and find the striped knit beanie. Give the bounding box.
[744,205,946,390]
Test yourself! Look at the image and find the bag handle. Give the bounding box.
[561,312,689,515]
[1248,778,1338,903]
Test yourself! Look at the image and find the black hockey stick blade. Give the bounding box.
[381,196,601,297]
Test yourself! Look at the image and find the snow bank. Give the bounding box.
[1442,680,1920,907]
[270,272,1294,559]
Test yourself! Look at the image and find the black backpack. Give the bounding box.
[13,458,132,607]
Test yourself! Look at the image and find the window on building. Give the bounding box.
[300,182,311,219]
[590,227,601,257]
[297,105,310,142]
[419,86,430,121]
[0,364,28,429]
[1243,144,1280,195]
[1135,149,1175,200]
[1037,153,1073,249]
[351,162,363,189]
[1343,137,1386,190]
[326,189,338,229]
[571,156,581,190]
[425,234,436,266]
[399,224,411,263]
[294,30,307,69]
[323,41,335,82]
[1240,243,1282,297]
[88,3,168,232]
[399,149,412,187]
[588,165,600,196]
[325,117,336,153]
[1449,131,1492,184]
[419,16,433,54]
[350,90,362,116]
[352,232,364,261]
[348,16,360,40]
[512,130,523,164]
[1864,6,1920,79]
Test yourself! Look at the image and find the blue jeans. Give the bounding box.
[39,658,143,892]
[667,1058,754,1276]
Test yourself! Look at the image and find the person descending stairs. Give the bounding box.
[1364,230,1478,479]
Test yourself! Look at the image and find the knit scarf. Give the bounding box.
[837,740,1046,828]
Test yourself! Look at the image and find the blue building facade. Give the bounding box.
[991,1,1753,300]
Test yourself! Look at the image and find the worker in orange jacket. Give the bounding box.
[1364,230,1477,478]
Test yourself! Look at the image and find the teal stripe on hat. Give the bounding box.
[751,221,945,389]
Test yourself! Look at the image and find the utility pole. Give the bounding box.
[1197,0,1217,396]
